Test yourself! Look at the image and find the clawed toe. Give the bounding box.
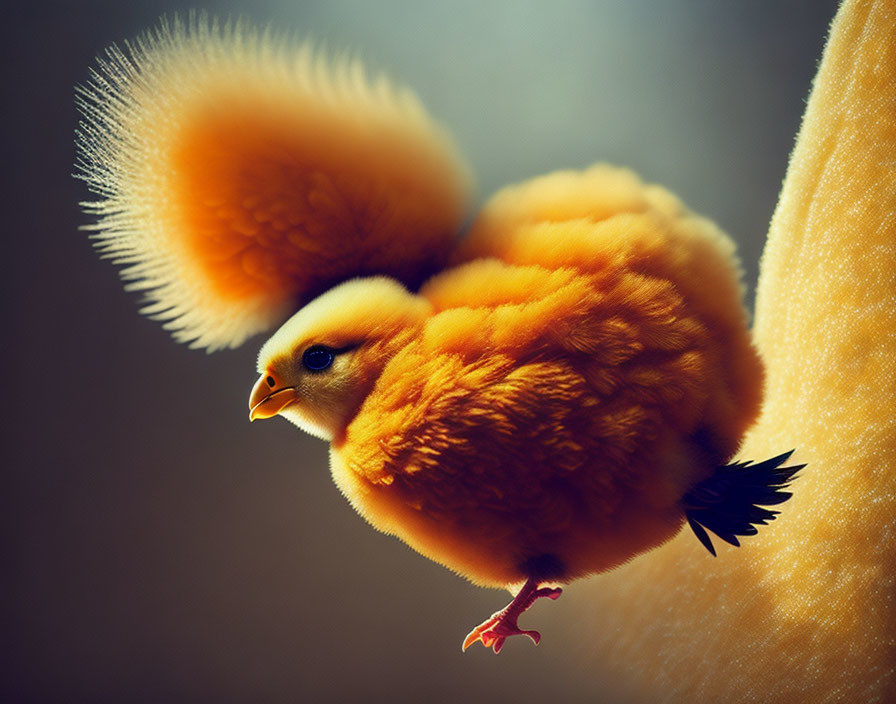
[536,587,562,601]
[462,578,562,654]
[463,619,543,654]
[462,618,497,652]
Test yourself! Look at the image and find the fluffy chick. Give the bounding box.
[76,21,800,653]
[249,166,800,652]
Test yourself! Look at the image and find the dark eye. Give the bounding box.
[302,345,335,372]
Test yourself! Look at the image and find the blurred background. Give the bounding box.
[4,1,839,701]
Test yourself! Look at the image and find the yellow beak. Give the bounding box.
[248,371,298,421]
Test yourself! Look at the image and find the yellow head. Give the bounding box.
[249,277,431,441]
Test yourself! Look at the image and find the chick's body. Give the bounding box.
[325,166,764,587]
[80,22,797,653]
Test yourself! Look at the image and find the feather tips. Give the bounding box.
[682,450,803,556]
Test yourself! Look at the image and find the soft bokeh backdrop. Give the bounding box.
[3,1,839,701]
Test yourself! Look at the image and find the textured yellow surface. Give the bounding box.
[576,1,896,700]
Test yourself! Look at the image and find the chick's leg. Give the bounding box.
[462,577,562,654]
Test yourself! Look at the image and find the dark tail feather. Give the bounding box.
[681,450,804,557]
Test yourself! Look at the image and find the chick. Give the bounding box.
[248,166,801,653]
[77,18,801,654]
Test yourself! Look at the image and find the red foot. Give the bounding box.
[462,577,562,654]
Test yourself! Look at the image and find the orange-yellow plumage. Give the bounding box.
[76,15,470,350]
[171,88,468,305]
[327,166,763,587]
[79,17,789,654]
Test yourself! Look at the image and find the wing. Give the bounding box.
[76,14,471,350]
